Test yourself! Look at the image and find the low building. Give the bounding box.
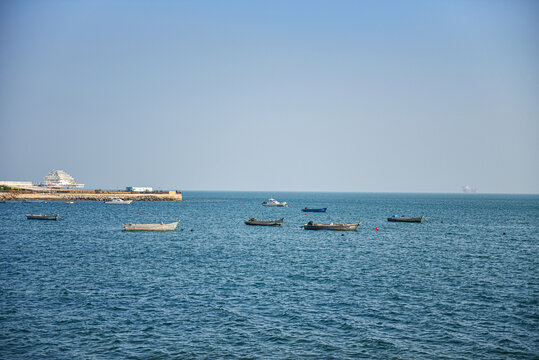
[126,186,153,192]
[0,181,34,189]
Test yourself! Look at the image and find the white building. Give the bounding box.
[43,170,84,189]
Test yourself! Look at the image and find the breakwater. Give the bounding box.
[0,190,182,202]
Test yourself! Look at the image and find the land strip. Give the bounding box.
[0,190,182,202]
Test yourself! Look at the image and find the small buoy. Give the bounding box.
[138,210,141,214]
[375,227,379,231]
[503,232,506,235]
[305,213,307,215]
[341,234,344,236]
[190,229,194,232]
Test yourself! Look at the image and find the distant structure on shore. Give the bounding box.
[126,186,153,192]
[462,185,478,193]
[43,170,84,189]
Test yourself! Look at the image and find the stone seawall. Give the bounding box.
[0,191,182,202]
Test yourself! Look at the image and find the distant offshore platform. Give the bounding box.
[462,185,478,193]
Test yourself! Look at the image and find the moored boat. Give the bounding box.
[123,221,179,231]
[303,221,361,231]
[262,198,286,207]
[24,200,45,203]
[245,217,284,226]
[387,215,424,223]
[302,207,327,212]
[26,213,59,220]
[105,197,133,204]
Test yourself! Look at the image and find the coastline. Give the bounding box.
[0,190,182,202]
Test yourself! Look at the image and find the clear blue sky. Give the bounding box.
[1,0,538,193]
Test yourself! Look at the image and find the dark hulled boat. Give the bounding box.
[387,215,424,223]
[26,213,59,220]
[245,217,284,226]
[303,221,361,231]
[301,207,327,212]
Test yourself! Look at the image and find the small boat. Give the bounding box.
[303,221,361,231]
[66,201,74,204]
[26,213,59,220]
[105,197,133,204]
[24,200,45,203]
[245,217,284,226]
[302,207,327,212]
[387,215,424,223]
[262,198,286,207]
[123,221,179,231]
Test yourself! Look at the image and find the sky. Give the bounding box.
[1,0,538,193]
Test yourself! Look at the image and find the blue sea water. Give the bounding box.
[1,192,538,359]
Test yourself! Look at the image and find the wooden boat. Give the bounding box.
[302,207,327,212]
[26,213,59,220]
[262,198,286,207]
[105,197,133,204]
[122,221,179,231]
[387,215,424,223]
[245,217,284,226]
[303,221,361,231]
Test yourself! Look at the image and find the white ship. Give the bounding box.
[43,170,84,189]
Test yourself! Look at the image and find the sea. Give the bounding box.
[1,192,538,359]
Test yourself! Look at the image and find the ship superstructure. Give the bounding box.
[43,170,84,189]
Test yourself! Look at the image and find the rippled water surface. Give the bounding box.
[1,192,538,358]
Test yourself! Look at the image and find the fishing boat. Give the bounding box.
[387,215,424,223]
[24,200,45,203]
[26,213,59,220]
[123,221,179,231]
[302,207,327,212]
[303,221,361,231]
[245,217,284,226]
[105,197,133,204]
[262,198,286,207]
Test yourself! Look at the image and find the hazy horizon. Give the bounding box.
[1,0,538,194]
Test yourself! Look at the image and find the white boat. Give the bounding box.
[123,221,179,231]
[105,197,133,204]
[262,198,287,207]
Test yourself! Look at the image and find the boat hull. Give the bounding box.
[26,214,59,220]
[245,218,284,226]
[302,208,327,212]
[105,200,133,204]
[303,221,361,231]
[387,216,424,223]
[262,203,286,207]
[123,221,179,231]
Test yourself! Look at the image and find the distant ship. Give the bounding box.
[42,170,84,189]
[462,185,478,193]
